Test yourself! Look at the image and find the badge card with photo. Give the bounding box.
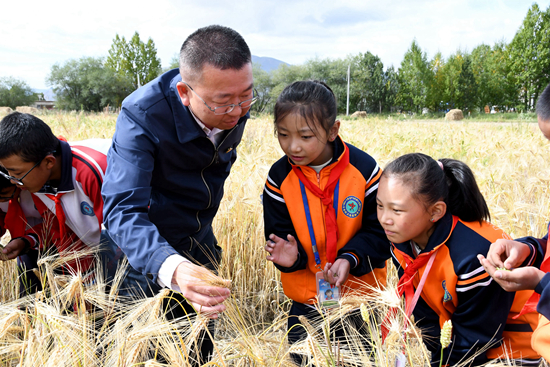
[315,271,340,308]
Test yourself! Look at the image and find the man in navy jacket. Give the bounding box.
[102,25,254,362]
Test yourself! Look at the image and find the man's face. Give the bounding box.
[177,63,254,130]
[538,116,550,141]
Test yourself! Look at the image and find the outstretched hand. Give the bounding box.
[1,239,27,261]
[483,239,532,270]
[478,254,545,292]
[172,262,231,319]
[323,259,350,288]
[265,233,299,267]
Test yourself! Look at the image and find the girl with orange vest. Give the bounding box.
[377,153,540,366]
[263,80,388,351]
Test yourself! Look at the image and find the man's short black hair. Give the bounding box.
[179,25,251,82]
[537,83,550,122]
[0,112,59,163]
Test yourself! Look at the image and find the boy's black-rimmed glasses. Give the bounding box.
[0,156,46,186]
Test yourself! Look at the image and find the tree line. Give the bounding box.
[1,3,548,113]
[252,3,550,115]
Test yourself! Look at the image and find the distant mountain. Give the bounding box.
[33,88,56,101]
[252,55,289,72]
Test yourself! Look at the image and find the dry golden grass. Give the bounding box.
[0,111,549,366]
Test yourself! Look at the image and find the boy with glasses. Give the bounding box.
[0,112,110,280]
[0,166,44,295]
[102,25,254,364]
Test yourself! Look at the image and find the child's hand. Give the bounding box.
[323,259,350,288]
[478,253,545,291]
[1,239,27,261]
[265,234,299,267]
[483,239,532,270]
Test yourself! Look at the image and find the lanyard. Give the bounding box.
[299,180,340,270]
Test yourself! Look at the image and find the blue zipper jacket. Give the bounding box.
[102,68,248,282]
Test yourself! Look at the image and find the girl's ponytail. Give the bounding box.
[440,159,490,224]
[383,153,490,224]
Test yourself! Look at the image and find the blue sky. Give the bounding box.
[1,0,548,89]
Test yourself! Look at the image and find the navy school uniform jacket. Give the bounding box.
[516,225,550,361]
[102,68,248,282]
[391,213,540,366]
[263,136,389,304]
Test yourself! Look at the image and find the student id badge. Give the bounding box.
[316,272,340,308]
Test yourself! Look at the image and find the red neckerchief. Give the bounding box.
[382,216,458,341]
[45,193,67,242]
[291,143,350,264]
[4,189,27,238]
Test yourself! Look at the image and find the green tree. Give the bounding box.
[398,40,432,113]
[0,77,37,109]
[106,32,162,89]
[349,52,386,113]
[384,66,399,112]
[47,57,132,111]
[251,63,275,114]
[426,52,446,111]
[456,56,478,111]
[508,3,550,111]
[440,51,464,110]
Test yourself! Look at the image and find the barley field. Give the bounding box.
[0,111,548,366]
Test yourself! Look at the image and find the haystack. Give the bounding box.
[445,109,463,121]
[350,111,367,118]
[16,106,39,114]
[0,107,13,114]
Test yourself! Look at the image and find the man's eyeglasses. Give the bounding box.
[0,155,48,186]
[182,81,257,115]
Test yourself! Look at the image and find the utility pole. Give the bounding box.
[346,64,350,116]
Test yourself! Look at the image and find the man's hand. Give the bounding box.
[323,259,350,288]
[1,239,27,261]
[265,234,299,267]
[483,239,532,270]
[478,253,545,292]
[172,262,231,319]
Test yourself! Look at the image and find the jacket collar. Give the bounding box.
[392,212,455,257]
[37,140,74,194]
[168,71,249,146]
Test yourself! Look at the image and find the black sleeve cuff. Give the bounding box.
[535,272,550,294]
[336,253,358,269]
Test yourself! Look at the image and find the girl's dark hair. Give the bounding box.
[382,153,490,224]
[537,83,550,122]
[274,80,337,137]
[0,112,60,163]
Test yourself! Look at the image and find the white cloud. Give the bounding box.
[0,0,548,89]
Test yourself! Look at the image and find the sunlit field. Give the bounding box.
[0,111,548,366]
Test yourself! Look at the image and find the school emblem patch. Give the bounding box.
[342,196,362,218]
[442,280,452,302]
[80,201,94,216]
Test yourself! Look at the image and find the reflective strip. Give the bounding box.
[458,265,485,280]
[263,187,285,203]
[456,278,493,292]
